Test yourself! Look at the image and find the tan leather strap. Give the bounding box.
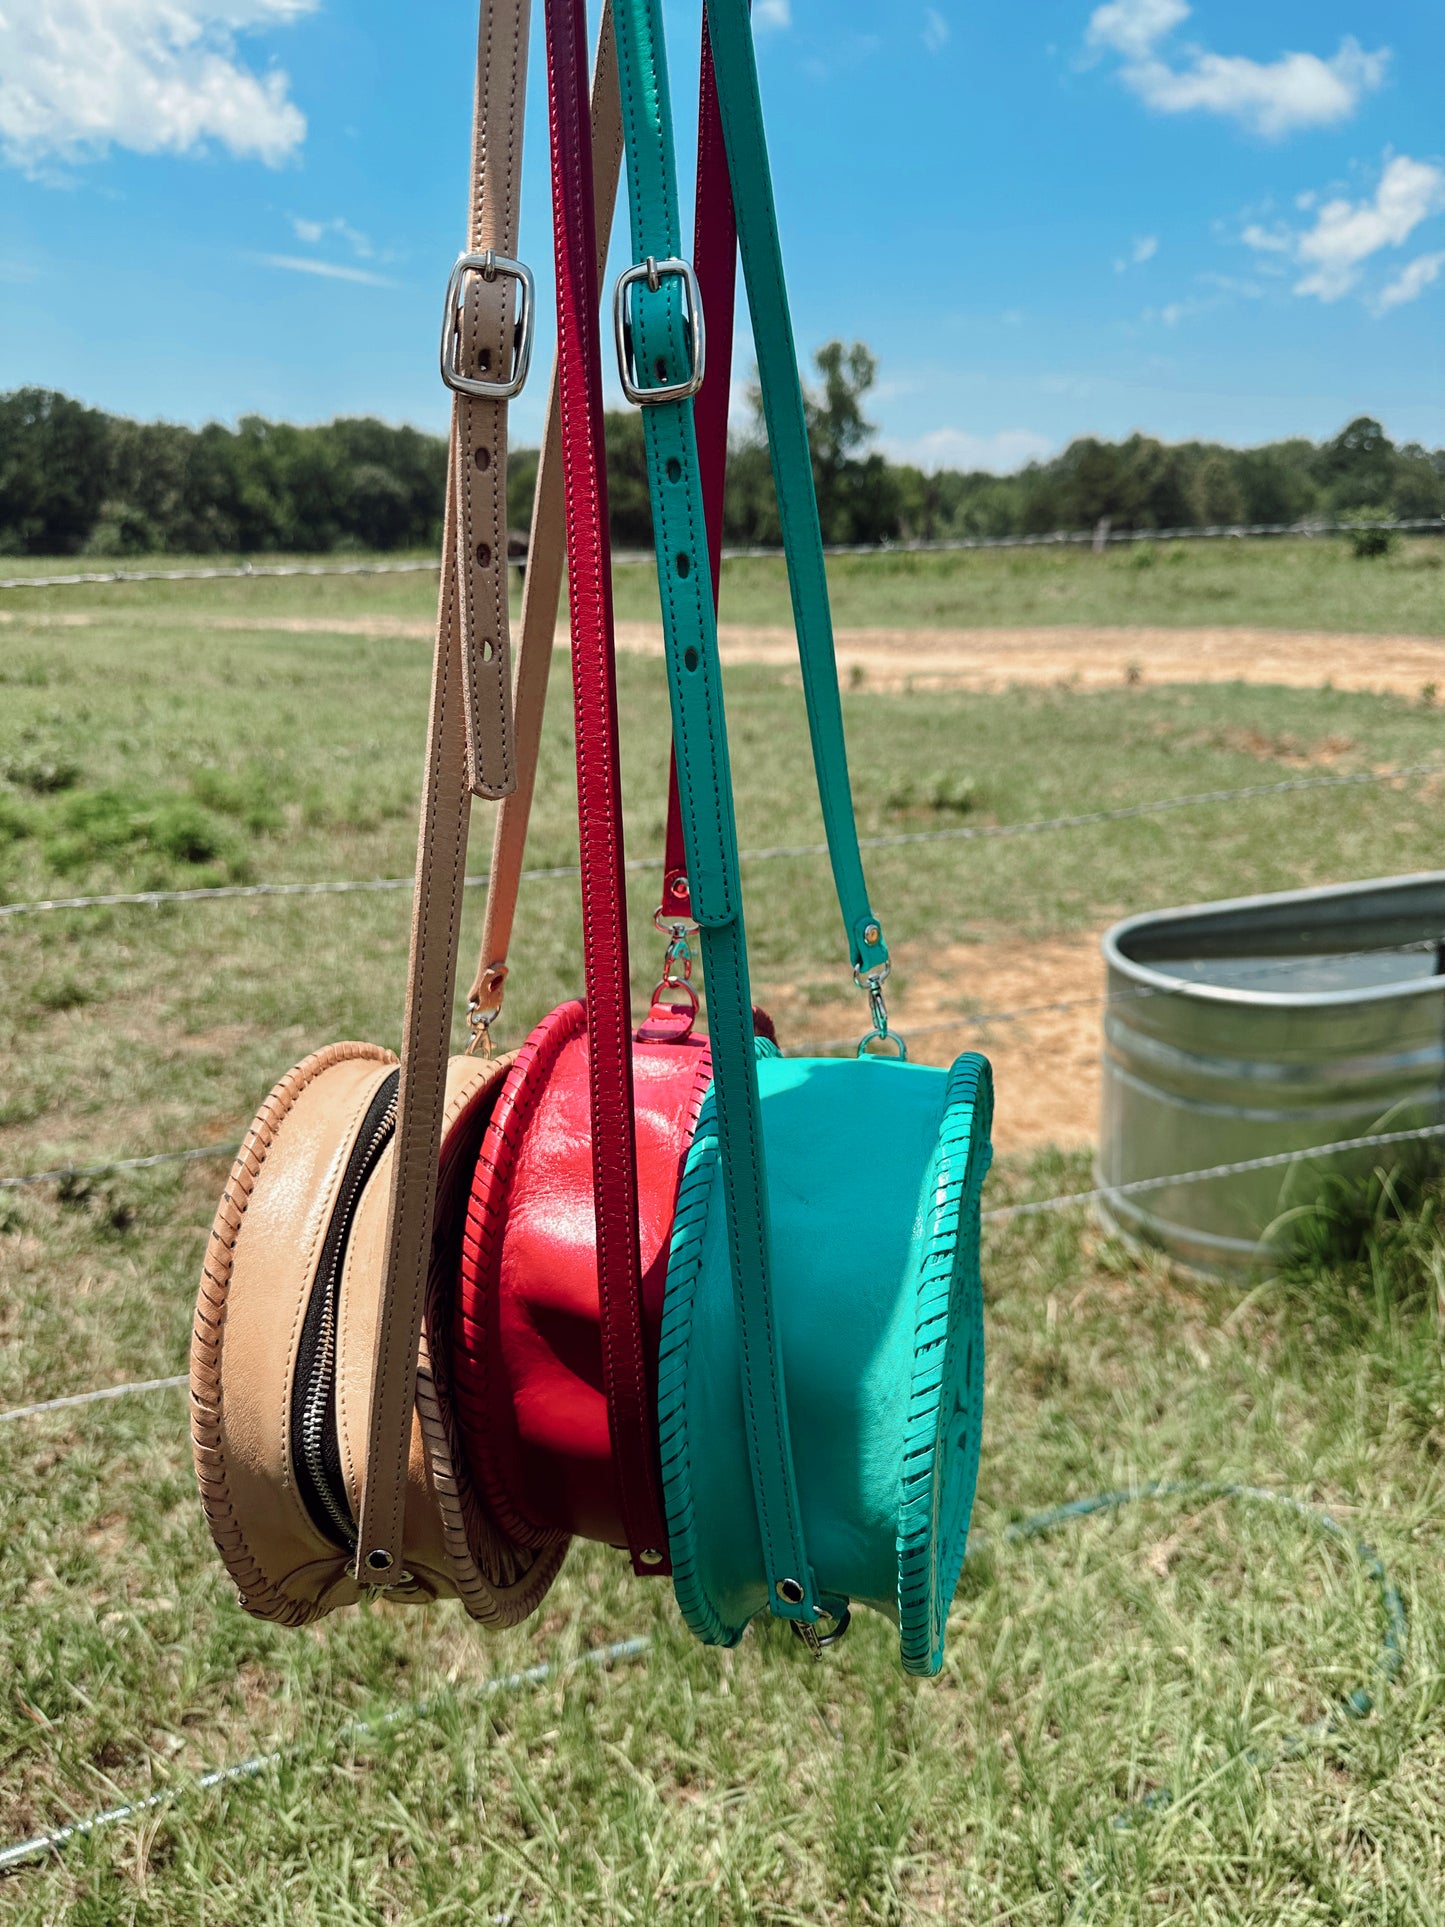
[451,0,532,800]
[356,0,532,1584]
[468,2,625,1026]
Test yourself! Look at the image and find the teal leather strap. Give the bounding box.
[704,0,888,980]
[613,0,820,1627]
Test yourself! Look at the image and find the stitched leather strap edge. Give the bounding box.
[613,0,818,1622]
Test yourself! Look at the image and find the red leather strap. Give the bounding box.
[543,0,668,1572]
[657,16,738,934]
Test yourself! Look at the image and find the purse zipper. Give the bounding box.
[291,1069,401,1551]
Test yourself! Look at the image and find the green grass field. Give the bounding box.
[5,528,1445,633]
[2,541,1445,1923]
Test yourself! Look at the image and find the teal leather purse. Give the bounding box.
[613,0,993,1673]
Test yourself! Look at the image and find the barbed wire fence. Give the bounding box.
[1,516,1442,592]
[4,759,1442,925]
[5,1119,1444,1432]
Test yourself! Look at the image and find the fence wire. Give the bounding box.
[4,760,1441,924]
[5,937,1441,1194]
[803,934,1445,1055]
[5,1121,1442,1434]
[0,1375,189,1426]
[0,1637,652,1874]
[3,519,1443,592]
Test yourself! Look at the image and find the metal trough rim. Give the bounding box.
[1103,869,1445,1015]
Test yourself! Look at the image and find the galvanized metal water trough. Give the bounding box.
[1097,872,1445,1276]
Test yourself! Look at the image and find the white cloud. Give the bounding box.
[1296,156,1445,298]
[754,0,790,29]
[1087,0,1188,63]
[1115,232,1159,270]
[922,9,949,54]
[0,0,313,173]
[290,214,372,258]
[882,427,1054,474]
[1242,155,1445,303]
[1373,250,1445,315]
[1086,0,1387,139]
[1238,156,1445,309]
[258,254,395,288]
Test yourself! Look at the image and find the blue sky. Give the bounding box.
[1,0,1441,469]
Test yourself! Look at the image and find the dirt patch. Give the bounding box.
[8,610,1441,699]
[613,622,1445,700]
[776,930,1106,1157]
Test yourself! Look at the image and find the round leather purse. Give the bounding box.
[659,1049,993,1675]
[451,998,779,1556]
[190,1045,565,1627]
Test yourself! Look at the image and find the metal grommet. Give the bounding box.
[777,1576,805,1605]
[863,921,880,947]
[639,1547,665,1568]
[365,1547,393,1574]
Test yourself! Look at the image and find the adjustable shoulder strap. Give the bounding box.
[612,0,821,1629]
[444,0,534,800]
[355,0,535,1585]
[704,0,887,981]
[477,0,890,1012]
[469,5,627,1031]
[654,14,735,942]
[544,0,670,1572]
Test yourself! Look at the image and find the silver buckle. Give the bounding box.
[440,251,535,400]
[613,256,705,405]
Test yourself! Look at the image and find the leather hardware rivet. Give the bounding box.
[863,922,880,947]
[670,875,689,898]
[639,1546,665,1567]
[777,1577,805,1605]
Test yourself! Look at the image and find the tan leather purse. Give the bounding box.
[187,0,625,1628]
[190,1046,560,1625]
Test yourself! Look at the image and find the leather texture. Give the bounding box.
[190,1046,561,1626]
[452,1001,714,1549]
[658,1051,994,1674]
[356,472,474,1585]
[470,3,626,1024]
[541,0,668,1571]
[357,0,539,1585]
[452,0,531,800]
[703,0,887,977]
[613,0,819,1624]
[656,16,735,935]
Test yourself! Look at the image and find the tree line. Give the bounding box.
[2,357,1442,560]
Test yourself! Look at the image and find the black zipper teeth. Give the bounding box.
[291,1070,400,1551]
